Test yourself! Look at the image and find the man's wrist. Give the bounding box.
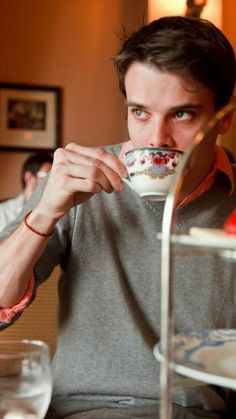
[24,211,55,237]
[23,207,58,237]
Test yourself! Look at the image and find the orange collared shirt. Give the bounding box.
[119,141,234,207]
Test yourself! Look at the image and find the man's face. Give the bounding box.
[24,161,52,202]
[125,62,218,152]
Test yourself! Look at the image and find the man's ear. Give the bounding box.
[218,110,234,135]
[23,171,33,186]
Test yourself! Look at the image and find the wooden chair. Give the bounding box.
[0,268,59,356]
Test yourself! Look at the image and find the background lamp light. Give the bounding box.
[148,0,222,29]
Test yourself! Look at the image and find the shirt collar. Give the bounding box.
[178,145,234,208]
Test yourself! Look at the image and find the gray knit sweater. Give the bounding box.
[1,144,236,418]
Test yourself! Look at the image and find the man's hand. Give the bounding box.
[36,143,128,221]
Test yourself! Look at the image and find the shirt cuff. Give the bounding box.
[0,274,35,324]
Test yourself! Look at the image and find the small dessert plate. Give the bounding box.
[154,329,236,390]
[189,227,236,248]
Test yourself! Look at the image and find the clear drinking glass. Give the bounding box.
[0,340,52,419]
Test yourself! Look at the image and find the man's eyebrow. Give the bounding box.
[126,101,146,108]
[171,103,204,111]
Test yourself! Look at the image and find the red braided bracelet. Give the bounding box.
[24,211,54,237]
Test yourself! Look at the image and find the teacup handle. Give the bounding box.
[122,177,134,190]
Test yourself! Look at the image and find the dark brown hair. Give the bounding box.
[113,16,236,110]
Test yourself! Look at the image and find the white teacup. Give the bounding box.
[123,147,184,201]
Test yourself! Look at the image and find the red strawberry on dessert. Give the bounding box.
[224,209,236,235]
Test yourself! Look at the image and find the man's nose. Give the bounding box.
[148,120,175,148]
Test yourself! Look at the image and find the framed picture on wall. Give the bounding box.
[0,83,62,152]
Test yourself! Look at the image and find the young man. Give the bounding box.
[0,152,53,232]
[0,16,236,419]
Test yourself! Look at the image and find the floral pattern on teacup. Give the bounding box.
[125,150,181,179]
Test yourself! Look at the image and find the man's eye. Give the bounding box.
[131,109,149,120]
[135,109,144,118]
[175,111,192,120]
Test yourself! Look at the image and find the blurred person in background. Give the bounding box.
[0,152,53,232]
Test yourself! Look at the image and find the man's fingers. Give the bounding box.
[55,144,126,192]
[65,143,127,177]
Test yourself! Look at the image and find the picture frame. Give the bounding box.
[0,83,62,152]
